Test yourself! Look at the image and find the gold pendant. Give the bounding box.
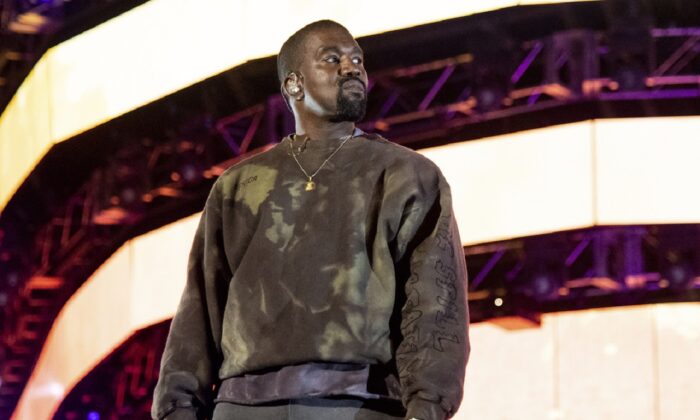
[305,180,316,191]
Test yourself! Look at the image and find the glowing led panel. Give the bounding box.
[594,116,700,225]
[0,59,52,209]
[420,121,596,245]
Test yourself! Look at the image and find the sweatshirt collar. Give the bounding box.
[283,127,365,151]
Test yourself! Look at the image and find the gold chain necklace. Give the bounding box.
[289,133,353,191]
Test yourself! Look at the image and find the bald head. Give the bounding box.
[277,20,352,85]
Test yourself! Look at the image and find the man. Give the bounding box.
[152,20,469,420]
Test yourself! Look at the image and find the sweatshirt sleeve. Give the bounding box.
[151,182,231,420]
[391,160,470,420]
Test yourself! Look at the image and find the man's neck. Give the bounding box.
[294,120,355,141]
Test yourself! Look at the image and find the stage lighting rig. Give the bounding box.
[528,267,563,300]
[605,0,653,91]
[652,225,700,290]
[173,141,207,188]
[466,225,699,325]
[93,150,149,225]
[0,251,29,310]
[659,248,698,290]
[662,260,695,289]
[544,30,599,97]
[606,27,652,91]
[469,288,542,330]
[473,78,507,113]
[470,26,516,113]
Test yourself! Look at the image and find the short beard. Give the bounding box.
[330,82,367,123]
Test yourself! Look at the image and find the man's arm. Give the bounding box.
[151,182,231,420]
[392,162,470,420]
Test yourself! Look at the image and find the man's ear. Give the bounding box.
[283,72,304,100]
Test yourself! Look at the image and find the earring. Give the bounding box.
[289,85,300,95]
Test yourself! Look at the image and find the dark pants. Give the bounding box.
[212,396,406,420]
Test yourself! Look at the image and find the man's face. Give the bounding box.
[296,27,368,122]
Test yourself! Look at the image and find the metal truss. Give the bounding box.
[2,25,700,416]
[465,225,700,327]
[53,321,169,419]
[0,99,274,416]
[355,26,700,143]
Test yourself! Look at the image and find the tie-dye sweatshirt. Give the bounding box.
[152,130,470,420]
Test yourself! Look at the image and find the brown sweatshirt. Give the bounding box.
[151,130,470,420]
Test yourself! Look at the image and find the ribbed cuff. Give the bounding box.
[405,398,446,420]
[162,408,198,420]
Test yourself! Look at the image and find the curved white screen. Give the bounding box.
[419,116,700,244]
